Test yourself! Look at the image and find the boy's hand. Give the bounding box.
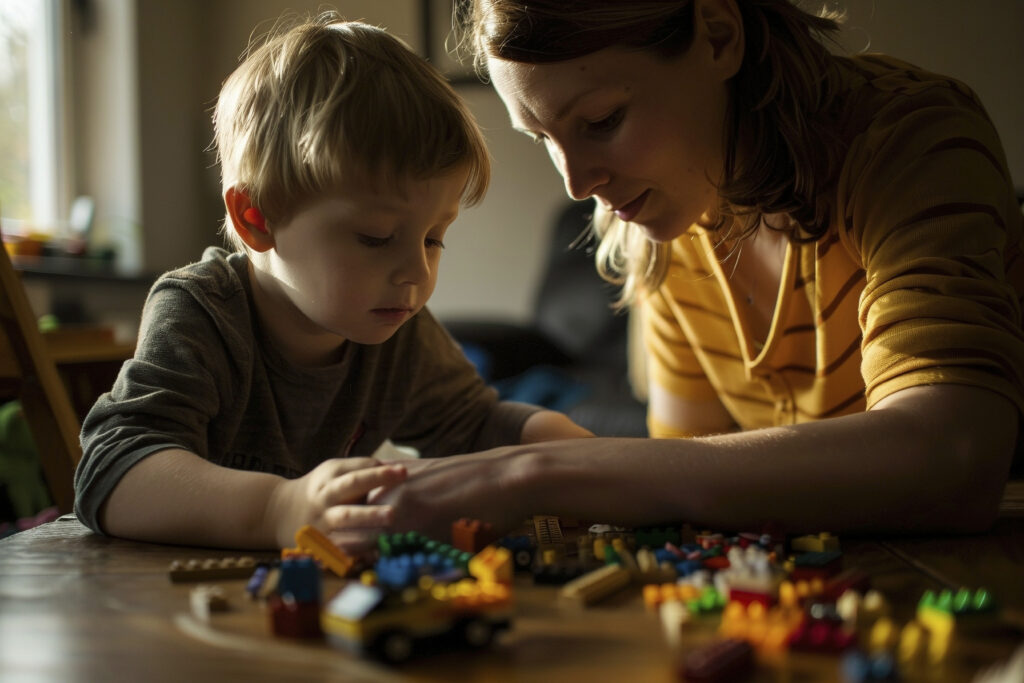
[268,458,406,551]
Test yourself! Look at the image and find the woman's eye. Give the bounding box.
[426,238,446,249]
[586,108,624,134]
[357,234,391,247]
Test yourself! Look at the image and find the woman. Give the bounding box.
[371,0,1023,538]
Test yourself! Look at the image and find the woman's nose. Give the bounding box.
[550,141,610,201]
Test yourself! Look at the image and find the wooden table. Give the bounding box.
[2,507,1023,682]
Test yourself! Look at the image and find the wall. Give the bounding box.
[836,0,1023,183]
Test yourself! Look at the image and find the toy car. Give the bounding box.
[321,578,512,663]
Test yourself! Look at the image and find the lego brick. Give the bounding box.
[679,638,755,682]
[533,515,564,547]
[246,564,275,600]
[558,564,631,607]
[723,599,803,653]
[788,602,858,653]
[659,600,691,648]
[168,556,258,583]
[269,594,323,639]
[452,518,502,554]
[377,532,473,571]
[790,532,840,554]
[498,535,535,571]
[276,557,321,604]
[468,545,513,584]
[840,650,898,682]
[787,550,843,581]
[189,585,229,621]
[294,525,354,578]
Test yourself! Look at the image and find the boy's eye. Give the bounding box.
[426,237,446,249]
[586,108,624,135]
[357,234,392,247]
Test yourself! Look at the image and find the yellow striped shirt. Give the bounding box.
[643,54,1024,438]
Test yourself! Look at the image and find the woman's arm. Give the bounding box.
[374,383,1017,539]
[100,449,406,549]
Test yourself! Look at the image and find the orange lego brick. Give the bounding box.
[452,518,502,554]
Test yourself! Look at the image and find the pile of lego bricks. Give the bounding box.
[172,523,517,664]
[168,519,1002,678]
[496,519,1000,682]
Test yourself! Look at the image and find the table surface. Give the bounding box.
[2,494,1023,683]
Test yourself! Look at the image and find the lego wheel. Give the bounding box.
[514,549,533,569]
[378,631,415,663]
[461,618,494,648]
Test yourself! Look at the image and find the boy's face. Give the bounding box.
[250,166,468,358]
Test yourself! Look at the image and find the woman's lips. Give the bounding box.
[615,190,650,222]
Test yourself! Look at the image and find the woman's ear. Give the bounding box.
[224,186,275,252]
[694,0,744,80]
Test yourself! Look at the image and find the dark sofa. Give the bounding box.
[443,199,648,437]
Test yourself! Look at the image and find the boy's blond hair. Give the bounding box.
[214,12,490,250]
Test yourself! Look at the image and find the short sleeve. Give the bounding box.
[836,83,1024,414]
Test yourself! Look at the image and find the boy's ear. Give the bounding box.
[224,186,274,252]
[695,0,744,80]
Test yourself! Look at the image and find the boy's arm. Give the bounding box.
[520,410,594,442]
[100,448,405,549]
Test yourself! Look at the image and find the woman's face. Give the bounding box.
[488,44,731,242]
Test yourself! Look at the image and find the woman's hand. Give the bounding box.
[368,446,546,541]
[268,458,407,551]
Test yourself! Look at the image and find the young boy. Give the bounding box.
[72,15,591,550]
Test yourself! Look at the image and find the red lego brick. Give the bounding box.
[269,594,322,639]
[679,638,755,682]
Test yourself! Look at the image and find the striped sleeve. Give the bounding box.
[836,78,1024,414]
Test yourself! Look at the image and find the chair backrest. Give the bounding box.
[0,243,82,513]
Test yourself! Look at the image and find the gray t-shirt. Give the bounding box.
[74,247,539,533]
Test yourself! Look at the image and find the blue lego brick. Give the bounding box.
[277,557,321,603]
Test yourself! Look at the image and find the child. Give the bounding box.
[73,14,591,550]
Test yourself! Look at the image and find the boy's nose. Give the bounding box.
[393,245,431,285]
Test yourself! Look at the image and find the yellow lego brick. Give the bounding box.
[294,524,354,578]
[559,564,631,607]
[790,532,840,553]
[469,545,513,584]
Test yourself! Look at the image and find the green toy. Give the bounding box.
[0,400,52,520]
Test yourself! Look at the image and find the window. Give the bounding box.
[0,0,67,236]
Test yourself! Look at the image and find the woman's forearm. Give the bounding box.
[525,384,1016,534]
[99,448,285,549]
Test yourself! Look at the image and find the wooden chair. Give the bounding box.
[0,243,82,514]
